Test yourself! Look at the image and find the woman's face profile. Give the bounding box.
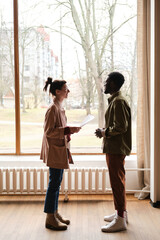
[56,83,70,99]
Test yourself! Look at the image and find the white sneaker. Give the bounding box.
[104,211,128,224]
[101,215,127,233]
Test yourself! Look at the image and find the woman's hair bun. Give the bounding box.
[47,77,52,85]
[43,77,52,92]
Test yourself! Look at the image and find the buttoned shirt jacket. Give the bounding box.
[103,91,132,156]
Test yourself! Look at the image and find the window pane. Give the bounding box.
[0,0,15,153]
[19,0,137,153]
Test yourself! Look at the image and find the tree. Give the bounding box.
[75,48,94,114]
[0,17,14,107]
[19,26,42,112]
[49,0,136,127]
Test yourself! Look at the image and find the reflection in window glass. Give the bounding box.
[19,0,137,153]
[0,0,15,153]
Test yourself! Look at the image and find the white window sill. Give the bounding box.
[0,154,137,168]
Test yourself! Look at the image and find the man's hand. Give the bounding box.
[95,128,104,138]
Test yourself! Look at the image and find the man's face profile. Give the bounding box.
[104,76,112,94]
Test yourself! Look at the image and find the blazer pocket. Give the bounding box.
[51,145,67,163]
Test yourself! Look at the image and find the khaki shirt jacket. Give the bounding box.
[103,91,132,156]
[40,98,73,169]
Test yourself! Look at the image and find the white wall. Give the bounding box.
[150,0,160,203]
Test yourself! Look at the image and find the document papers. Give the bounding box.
[79,114,95,127]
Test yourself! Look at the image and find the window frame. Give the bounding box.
[14,0,21,155]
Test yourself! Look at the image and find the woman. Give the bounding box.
[40,77,81,231]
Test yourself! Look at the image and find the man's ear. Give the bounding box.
[110,81,115,88]
[110,81,118,91]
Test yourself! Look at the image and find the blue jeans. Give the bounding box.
[44,168,64,213]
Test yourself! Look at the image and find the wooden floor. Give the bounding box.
[0,195,160,240]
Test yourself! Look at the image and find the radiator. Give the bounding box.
[0,167,110,195]
[0,167,150,195]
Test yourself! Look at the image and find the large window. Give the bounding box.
[0,0,137,154]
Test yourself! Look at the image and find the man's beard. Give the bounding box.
[104,88,110,94]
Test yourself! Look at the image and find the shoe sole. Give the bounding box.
[101,227,127,233]
[45,223,67,231]
[104,219,128,224]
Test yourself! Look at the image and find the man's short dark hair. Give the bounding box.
[108,72,125,90]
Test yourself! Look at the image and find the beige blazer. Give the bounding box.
[40,98,73,169]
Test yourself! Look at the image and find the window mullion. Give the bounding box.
[13,0,20,154]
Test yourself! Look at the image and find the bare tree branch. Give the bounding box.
[100,14,136,58]
[43,25,82,46]
[51,0,71,10]
[68,0,85,45]
[50,11,71,25]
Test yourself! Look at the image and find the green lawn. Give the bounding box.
[0,108,136,153]
[0,108,98,122]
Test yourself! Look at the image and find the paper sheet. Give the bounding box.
[79,114,95,127]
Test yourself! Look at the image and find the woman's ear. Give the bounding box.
[55,89,60,96]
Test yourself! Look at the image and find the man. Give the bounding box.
[95,72,132,232]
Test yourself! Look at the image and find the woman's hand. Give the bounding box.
[69,127,81,134]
